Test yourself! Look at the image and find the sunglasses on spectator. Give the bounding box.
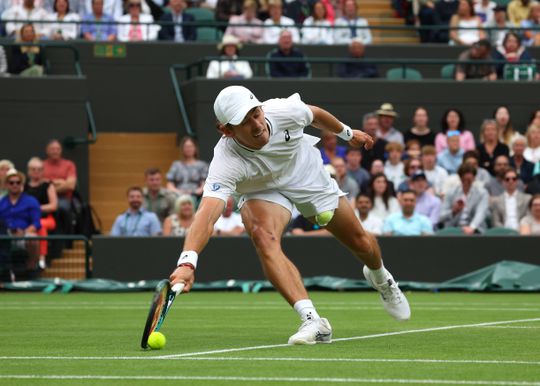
[505,177,518,181]
[8,180,22,185]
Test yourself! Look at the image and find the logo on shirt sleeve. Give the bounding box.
[210,183,221,191]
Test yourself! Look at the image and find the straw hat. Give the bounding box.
[218,35,242,51]
[5,168,26,185]
[376,103,398,117]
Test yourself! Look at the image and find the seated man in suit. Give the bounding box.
[268,29,309,78]
[158,0,196,41]
[490,168,531,231]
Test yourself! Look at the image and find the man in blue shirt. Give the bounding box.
[437,130,464,174]
[110,186,162,236]
[383,190,433,236]
[409,170,441,229]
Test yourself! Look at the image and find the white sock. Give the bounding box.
[369,265,389,284]
[293,299,320,322]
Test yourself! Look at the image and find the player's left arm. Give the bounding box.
[308,105,373,149]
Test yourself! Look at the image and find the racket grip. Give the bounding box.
[171,282,185,294]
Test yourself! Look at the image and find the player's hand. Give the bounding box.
[349,129,374,150]
[169,266,195,293]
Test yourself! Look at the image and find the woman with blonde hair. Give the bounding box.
[11,24,44,76]
[477,119,509,174]
[163,195,195,236]
[524,124,540,163]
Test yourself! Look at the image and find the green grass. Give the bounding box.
[1,291,540,385]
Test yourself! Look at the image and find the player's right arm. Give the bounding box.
[169,196,225,292]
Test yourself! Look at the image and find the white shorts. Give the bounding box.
[237,176,346,218]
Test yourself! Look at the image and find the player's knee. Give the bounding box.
[351,230,377,256]
[250,226,280,257]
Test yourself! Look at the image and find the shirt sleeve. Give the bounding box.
[29,198,42,230]
[149,213,162,236]
[382,217,393,234]
[202,149,243,204]
[67,160,77,179]
[266,94,314,133]
[421,216,434,234]
[110,215,123,236]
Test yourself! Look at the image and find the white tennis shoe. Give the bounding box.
[363,266,411,321]
[288,317,333,345]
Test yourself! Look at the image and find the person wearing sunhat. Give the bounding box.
[376,103,404,145]
[206,34,253,79]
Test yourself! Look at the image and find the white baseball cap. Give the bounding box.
[214,85,263,125]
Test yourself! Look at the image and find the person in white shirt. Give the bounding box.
[213,196,245,235]
[262,0,300,44]
[490,168,531,230]
[117,0,159,41]
[367,172,400,222]
[524,125,540,164]
[2,0,49,37]
[354,193,383,235]
[82,0,120,19]
[46,0,80,40]
[206,34,253,79]
[474,0,496,25]
[301,1,333,44]
[421,145,448,197]
[169,85,411,346]
[384,142,406,188]
[334,0,372,45]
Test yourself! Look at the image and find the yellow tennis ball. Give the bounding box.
[148,332,166,350]
[315,210,334,226]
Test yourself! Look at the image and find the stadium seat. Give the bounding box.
[184,7,215,21]
[386,67,422,80]
[441,64,455,79]
[436,227,464,235]
[196,27,223,42]
[484,227,520,235]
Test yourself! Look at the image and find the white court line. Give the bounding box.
[476,326,540,329]
[0,375,539,385]
[157,317,540,359]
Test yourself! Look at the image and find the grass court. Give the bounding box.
[1,291,539,385]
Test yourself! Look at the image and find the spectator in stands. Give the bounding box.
[225,0,263,43]
[367,172,400,222]
[43,139,77,212]
[301,1,332,44]
[333,0,371,45]
[370,159,385,176]
[166,136,209,200]
[487,5,512,47]
[417,0,440,43]
[376,103,404,145]
[268,30,309,78]
[530,108,540,129]
[213,196,244,235]
[1,0,49,37]
[520,194,540,234]
[433,0,459,43]
[337,37,378,78]
[384,142,406,188]
[262,0,299,43]
[0,160,15,198]
[397,158,422,193]
[475,0,496,25]
[216,0,244,29]
[477,119,510,175]
[0,169,41,268]
[449,0,486,45]
[81,0,121,19]
[490,168,531,230]
[163,194,194,236]
[455,39,497,80]
[46,0,80,40]
[485,154,525,196]
[285,0,315,24]
[345,147,370,191]
[10,24,44,76]
[290,213,330,235]
[421,145,448,197]
[206,35,253,79]
[507,0,532,26]
[437,130,465,174]
[524,124,540,163]
[81,0,117,41]
[493,105,520,148]
[319,129,346,164]
[493,32,538,79]
[435,108,475,153]
[117,0,159,41]
[526,166,540,194]
[332,156,358,204]
[354,193,383,235]
[142,167,176,225]
[25,157,57,270]
[460,149,492,185]
[383,190,433,236]
[440,164,489,233]
[360,112,388,170]
[510,136,534,184]
[158,0,196,41]
[0,46,7,74]
[521,2,540,46]
[110,186,162,236]
[409,170,441,228]
[404,107,435,147]
[404,139,422,160]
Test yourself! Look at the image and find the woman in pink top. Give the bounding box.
[435,108,476,153]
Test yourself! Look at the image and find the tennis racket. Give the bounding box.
[140,279,184,349]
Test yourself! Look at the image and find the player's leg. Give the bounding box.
[240,198,332,344]
[324,197,411,321]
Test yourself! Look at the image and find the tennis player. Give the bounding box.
[170,85,410,345]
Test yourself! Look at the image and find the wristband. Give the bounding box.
[177,250,198,269]
[178,263,195,270]
[337,123,353,141]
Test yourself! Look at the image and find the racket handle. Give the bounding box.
[171,282,185,294]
